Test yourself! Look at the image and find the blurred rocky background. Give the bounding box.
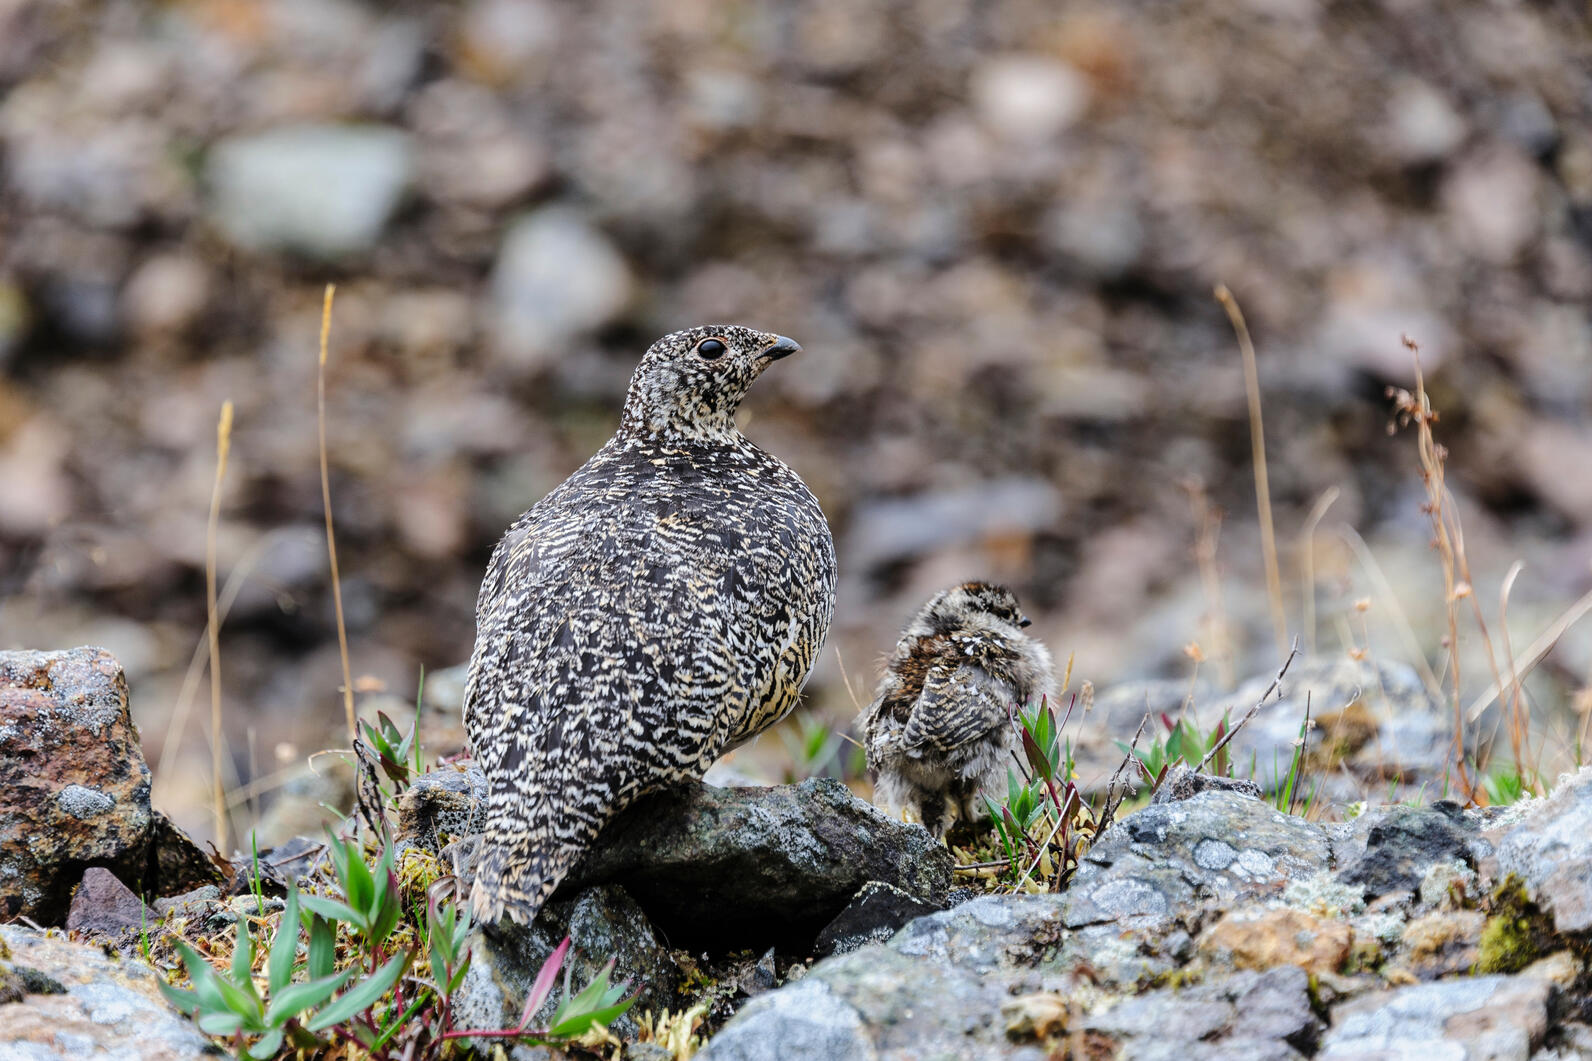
[1,0,1590,845]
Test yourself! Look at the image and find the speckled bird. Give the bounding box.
[464,325,837,925]
[861,583,1055,838]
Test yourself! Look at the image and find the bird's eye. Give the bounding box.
[696,339,727,361]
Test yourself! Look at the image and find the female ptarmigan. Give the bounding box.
[465,325,836,925]
[861,583,1054,838]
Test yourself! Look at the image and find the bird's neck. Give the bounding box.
[617,396,744,446]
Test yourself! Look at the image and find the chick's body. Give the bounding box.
[862,583,1054,838]
[465,325,836,925]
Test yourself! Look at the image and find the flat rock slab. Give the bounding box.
[1318,975,1552,1060]
[0,924,221,1060]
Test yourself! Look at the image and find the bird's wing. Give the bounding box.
[466,503,740,924]
[900,658,1015,755]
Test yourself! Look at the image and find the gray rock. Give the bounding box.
[404,770,952,952]
[700,894,1066,1061]
[490,206,632,368]
[1495,766,1592,936]
[0,924,221,1060]
[1151,763,1264,804]
[1063,791,1332,929]
[64,868,155,939]
[206,123,413,257]
[812,880,942,958]
[569,777,953,951]
[452,884,678,1043]
[1,649,145,923]
[1318,975,1552,1060]
[1336,803,1477,898]
[1193,658,1452,802]
[700,978,876,1061]
[1080,966,1322,1060]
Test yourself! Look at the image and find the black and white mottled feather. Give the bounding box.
[464,325,837,924]
[860,583,1055,838]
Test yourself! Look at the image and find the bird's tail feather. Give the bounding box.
[469,836,587,926]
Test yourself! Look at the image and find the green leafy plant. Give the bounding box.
[157,887,365,1059]
[361,709,421,793]
[1117,712,1229,787]
[1483,764,1529,806]
[974,695,1104,891]
[779,712,847,781]
[442,935,637,1048]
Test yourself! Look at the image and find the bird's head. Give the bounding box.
[619,325,801,442]
[915,581,1032,635]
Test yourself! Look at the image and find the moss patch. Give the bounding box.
[1475,876,1553,975]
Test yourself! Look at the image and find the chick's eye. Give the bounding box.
[696,339,727,361]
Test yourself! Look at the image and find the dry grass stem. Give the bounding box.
[317,284,356,745]
[1216,284,1287,658]
[1299,486,1340,655]
[158,529,317,783]
[1465,585,1592,724]
[206,399,234,852]
[1183,478,1235,687]
[1337,524,1443,699]
[1387,336,1474,799]
[1497,562,1530,782]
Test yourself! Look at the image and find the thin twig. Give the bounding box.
[1216,284,1287,658]
[206,400,234,853]
[317,285,356,745]
[1198,637,1301,773]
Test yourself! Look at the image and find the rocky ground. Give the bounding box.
[6,649,1592,1060]
[2,0,1592,847]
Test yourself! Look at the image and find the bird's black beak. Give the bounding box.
[760,336,801,362]
[1019,616,1032,628]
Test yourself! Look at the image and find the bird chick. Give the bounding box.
[465,325,837,925]
[861,582,1055,838]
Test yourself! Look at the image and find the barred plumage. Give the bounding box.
[464,325,837,925]
[861,583,1055,838]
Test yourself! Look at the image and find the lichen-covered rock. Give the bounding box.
[1494,766,1592,936]
[404,770,953,951]
[1079,966,1323,1061]
[0,924,222,1060]
[451,884,679,1044]
[1198,907,1353,976]
[700,894,1069,1061]
[0,647,221,924]
[1335,803,1479,897]
[812,880,942,958]
[1317,974,1552,1060]
[0,648,152,924]
[1063,791,1333,929]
